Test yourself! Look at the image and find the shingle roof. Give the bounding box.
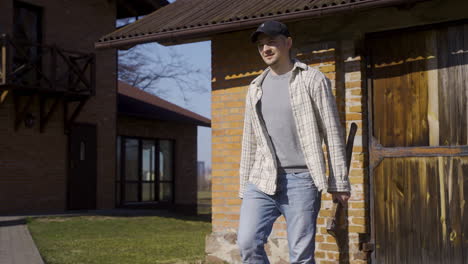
[97,0,427,49]
[118,81,211,127]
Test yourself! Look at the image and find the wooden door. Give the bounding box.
[68,123,97,210]
[367,22,468,263]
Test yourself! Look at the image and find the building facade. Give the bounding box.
[0,0,207,215]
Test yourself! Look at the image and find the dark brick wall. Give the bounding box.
[0,0,116,214]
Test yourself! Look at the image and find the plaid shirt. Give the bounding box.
[239,60,351,198]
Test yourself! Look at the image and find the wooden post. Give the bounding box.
[1,35,7,85]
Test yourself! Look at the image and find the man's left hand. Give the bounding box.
[331,192,350,206]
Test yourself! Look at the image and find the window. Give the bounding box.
[13,1,43,85]
[116,137,174,205]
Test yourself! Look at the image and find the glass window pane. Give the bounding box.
[159,140,173,181]
[117,136,121,181]
[124,139,139,181]
[116,182,121,205]
[124,183,138,202]
[142,140,155,181]
[142,183,155,202]
[159,183,172,202]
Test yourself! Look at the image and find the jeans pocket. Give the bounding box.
[291,171,311,179]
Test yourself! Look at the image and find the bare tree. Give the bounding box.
[118,43,208,104]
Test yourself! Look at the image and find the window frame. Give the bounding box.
[116,135,175,206]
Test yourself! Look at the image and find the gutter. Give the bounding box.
[95,0,427,49]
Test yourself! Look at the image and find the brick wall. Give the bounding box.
[0,0,116,214]
[118,116,198,208]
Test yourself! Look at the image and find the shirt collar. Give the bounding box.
[251,59,308,86]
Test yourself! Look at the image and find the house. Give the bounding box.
[0,0,209,215]
[96,0,468,263]
[117,81,210,212]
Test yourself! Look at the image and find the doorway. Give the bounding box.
[367,21,468,263]
[68,123,97,210]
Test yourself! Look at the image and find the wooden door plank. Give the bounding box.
[426,30,440,146]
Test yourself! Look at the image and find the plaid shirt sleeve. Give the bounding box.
[312,73,351,193]
[239,88,257,198]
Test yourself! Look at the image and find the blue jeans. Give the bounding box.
[237,172,321,264]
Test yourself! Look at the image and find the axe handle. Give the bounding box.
[327,122,358,232]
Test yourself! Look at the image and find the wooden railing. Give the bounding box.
[0,34,95,96]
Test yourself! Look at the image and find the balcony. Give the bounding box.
[0,34,95,96]
[0,34,96,132]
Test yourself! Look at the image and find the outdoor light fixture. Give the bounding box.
[24,113,36,128]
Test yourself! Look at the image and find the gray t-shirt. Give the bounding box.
[259,70,308,173]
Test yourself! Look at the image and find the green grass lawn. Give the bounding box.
[27,215,211,264]
[197,191,212,215]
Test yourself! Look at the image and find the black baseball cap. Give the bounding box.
[250,20,291,43]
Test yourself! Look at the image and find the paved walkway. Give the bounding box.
[0,216,44,264]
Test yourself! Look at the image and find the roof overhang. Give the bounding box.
[97,0,428,49]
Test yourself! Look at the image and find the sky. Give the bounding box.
[119,40,213,167]
[117,5,212,168]
[149,41,212,168]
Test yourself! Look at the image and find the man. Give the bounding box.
[237,20,351,264]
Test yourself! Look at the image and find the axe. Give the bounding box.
[326,122,357,237]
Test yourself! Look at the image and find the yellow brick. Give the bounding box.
[226,129,243,135]
[226,198,241,205]
[317,217,325,225]
[325,73,336,80]
[351,89,363,96]
[315,251,326,259]
[213,213,226,220]
[319,65,336,73]
[327,252,340,260]
[224,184,239,191]
[212,191,237,198]
[211,199,224,205]
[326,235,337,243]
[345,81,361,89]
[349,105,362,113]
[315,235,325,242]
[349,225,366,233]
[227,114,244,121]
[319,209,333,217]
[348,97,362,103]
[350,176,364,184]
[350,260,368,264]
[349,210,366,217]
[212,102,225,109]
[350,202,366,209]
[318,243,339,251]
[351,162,364,169]
[346,72,361,81]
[226,214,240,221]
[351,217,366,225]
[346,113,363,121]
[349,169,365,177]
[226,101,244,108]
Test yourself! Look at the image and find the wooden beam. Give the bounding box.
[64,98,89,133]
[0,90,8,105]
[369,138,468,170]
[1,45,6,84]
[14,93,36,131]
[57,50,92,90]
[39,95,61,133]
